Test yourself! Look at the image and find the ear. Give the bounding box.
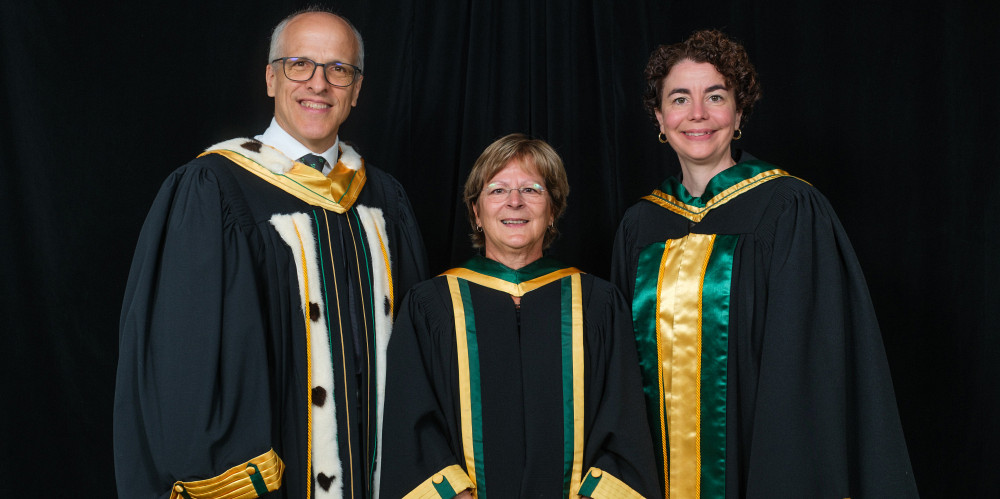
[266,63,276,97]
[472,204,481,227]
[735,110,743,131]
[654,108,666,134]
[350,75,363,107]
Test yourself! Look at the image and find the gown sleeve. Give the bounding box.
[578,280,662,499]
[380,283,475,498]
[114,163,281,499]
[745,185,918,498]
[609,207,639,303]
[380,172,430,312]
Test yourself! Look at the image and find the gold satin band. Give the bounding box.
[202,149,367,214]
[570,273,586,496]
[643,169,792,223]
[168,449,285,499]
[402,464,476,499]
[447,276,478,491]
[660,234,716,499]
[440,267,581,296]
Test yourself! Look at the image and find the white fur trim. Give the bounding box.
[336,142,363,171]
[355,206,393,499]
[270,213,343,498]
[206,138,296,174]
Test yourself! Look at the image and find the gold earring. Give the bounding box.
[733,129,742,140]
[658,132,668,144]
[476,225,483,232]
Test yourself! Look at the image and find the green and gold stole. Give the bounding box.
[634,162,791,499]
[441,256,586,498]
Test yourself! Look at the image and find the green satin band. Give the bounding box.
[559,275,586,497]
[655,160,783,204]
[633,242,670,494]
[449,277,489,498]
[699,234,738,499]
[431,475,457,498]
[458,255,570,283]
[632,234,738,499]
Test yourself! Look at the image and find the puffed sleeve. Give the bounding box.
[380,282,475,498]
[115,163,281,499]
[577,279,661,499]
[745,185,918,497]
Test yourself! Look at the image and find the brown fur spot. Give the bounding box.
[310,302,321,321]
[384,296,391,316]
[312,386,327,407]
[317,472,335,491]
[241,140,262,153]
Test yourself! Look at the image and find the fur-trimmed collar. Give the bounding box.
[204,138,364,174]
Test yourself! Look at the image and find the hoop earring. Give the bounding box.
[733,129,742,141]
[657,132,668,144]
[476,225,483,233]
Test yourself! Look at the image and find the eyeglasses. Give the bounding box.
[271,57,362,87]
[483,182,547,202]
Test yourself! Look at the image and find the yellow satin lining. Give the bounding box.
[570,273,586,496]
[168,449,285,499]
[447,276,478,492]
[402,464,476,499]
[202,149,367,214]
[644,169,791,222]
[440,267,581,296]
[661,234,716,499]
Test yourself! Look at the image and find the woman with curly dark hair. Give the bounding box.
[611,30,918,498]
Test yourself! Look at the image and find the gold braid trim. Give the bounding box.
[169,449,284,499]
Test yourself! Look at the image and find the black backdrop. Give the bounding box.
[2,1,997,497]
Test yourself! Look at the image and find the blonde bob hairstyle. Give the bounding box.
[463,133,570,250]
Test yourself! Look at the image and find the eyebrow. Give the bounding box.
[666,84,729,96]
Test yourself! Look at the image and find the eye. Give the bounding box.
[520,186,540,195]
[672,96,688,105]
[331,64,347,73]
[488,187,507,195]
[290,59,310,68]
[708,94,724,103]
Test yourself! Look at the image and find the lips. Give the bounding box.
[501,219,528,225]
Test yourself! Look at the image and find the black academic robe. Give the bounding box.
[115,138,427,499]
[611,156,918,498]
[380,256,660,499]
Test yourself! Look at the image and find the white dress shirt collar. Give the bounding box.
[255,118,339,175]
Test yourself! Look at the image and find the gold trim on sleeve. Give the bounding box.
[402,464,476,499]
[578,467,644,499]
[168,449,284,499]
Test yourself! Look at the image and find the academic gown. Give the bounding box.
[115,138,428,499]
[380,256,660,499]
[610,156,918,498]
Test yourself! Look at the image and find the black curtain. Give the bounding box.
[2,1,996,497]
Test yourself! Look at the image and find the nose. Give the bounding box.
[506,190,525,207]
[690,99,706,120]
[307,67,330,91]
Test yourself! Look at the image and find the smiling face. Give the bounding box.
[266,12,363,153]
[473,158,553,269]
[655,59,741,171]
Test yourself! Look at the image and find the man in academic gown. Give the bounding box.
[114,8,427,499]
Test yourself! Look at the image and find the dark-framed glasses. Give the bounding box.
[483,182,547,202]
[271,57,362,87]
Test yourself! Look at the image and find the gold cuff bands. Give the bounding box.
[577,467,643,499]
[169,448,284,499]
[402,464,476,499]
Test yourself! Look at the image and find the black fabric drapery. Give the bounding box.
[2,1,997,497]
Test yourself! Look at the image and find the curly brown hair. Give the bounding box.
[642,29,761,128]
